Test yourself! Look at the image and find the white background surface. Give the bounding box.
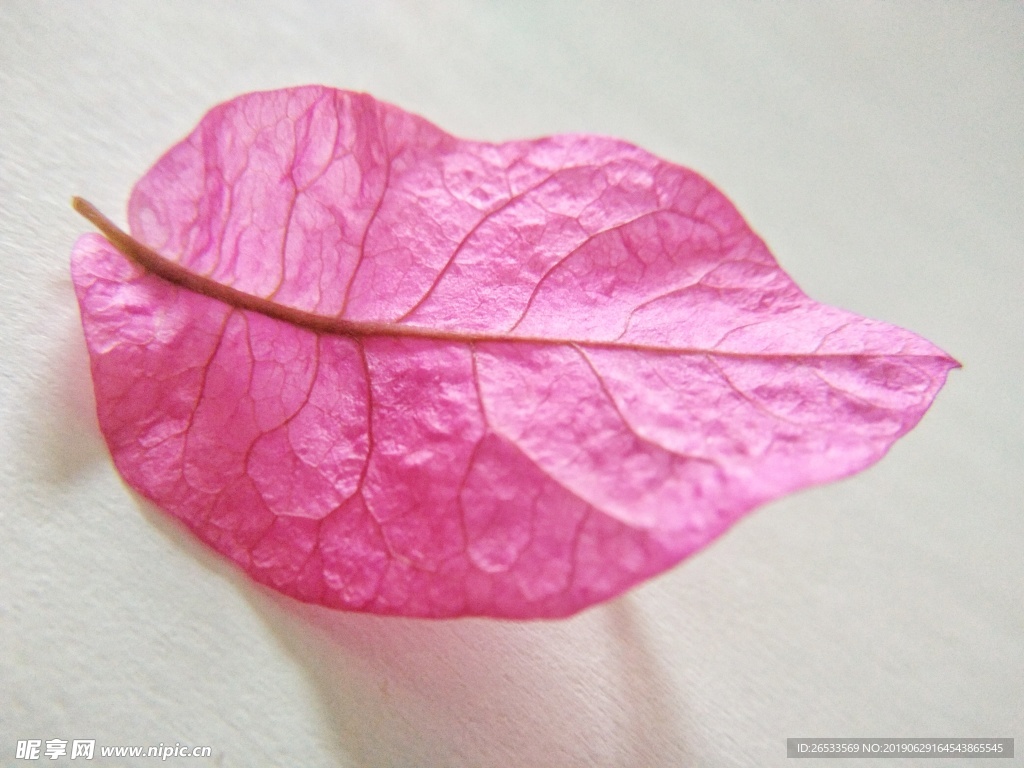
[2,3,1021,766]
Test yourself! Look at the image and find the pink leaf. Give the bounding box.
[70,86,957,619]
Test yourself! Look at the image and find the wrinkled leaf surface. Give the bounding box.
[71,87,957,618]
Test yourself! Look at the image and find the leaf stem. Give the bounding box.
[72,197,457,341]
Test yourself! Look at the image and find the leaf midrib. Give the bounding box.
[73,197,948,362]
